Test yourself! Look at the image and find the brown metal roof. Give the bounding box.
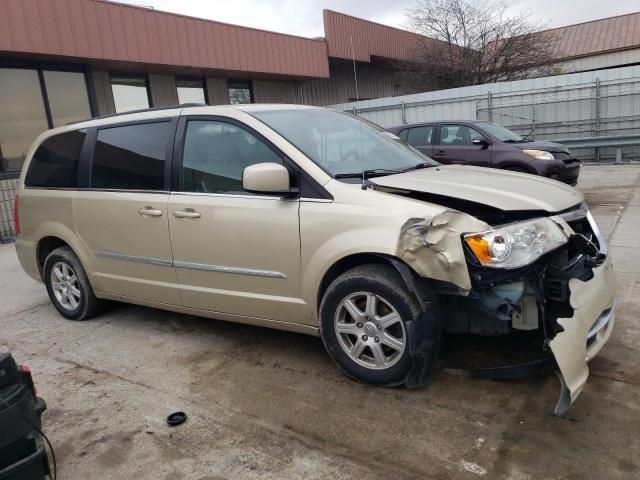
[322,10,440,63]
[0,0,330,79]
[546,11,640,60]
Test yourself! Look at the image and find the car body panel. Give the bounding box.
[168,192,305,321]
[371,165,583,212]
[73,190,181,305]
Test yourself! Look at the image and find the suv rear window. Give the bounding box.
[91,122,171,190]
[24,130,86,188]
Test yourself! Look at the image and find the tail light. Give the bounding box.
[18,365,37,396]
[13,193,20,235]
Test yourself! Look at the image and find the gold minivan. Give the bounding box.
[15,105,615,413]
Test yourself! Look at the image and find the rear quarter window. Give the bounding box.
[24,130,86,188]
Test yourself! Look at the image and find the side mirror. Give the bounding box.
[472,137,489,146]
[243,162,292,194]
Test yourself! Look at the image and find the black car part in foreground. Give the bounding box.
[0,352,54,480]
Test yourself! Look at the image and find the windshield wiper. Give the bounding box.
[334,162,432,179]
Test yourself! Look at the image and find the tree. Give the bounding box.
[400,0,554,91]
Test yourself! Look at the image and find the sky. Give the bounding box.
[115,0,639,38]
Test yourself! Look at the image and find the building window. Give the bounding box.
[111,75,150,113]
[43,70,92,127]
[91,122,171,191]
[228,80,253,104]
[0,66,94,178]
[177,78,207,105]
[0,68,50,177]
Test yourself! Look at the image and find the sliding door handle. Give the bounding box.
[173,209,201,219]
[138,207,163,217]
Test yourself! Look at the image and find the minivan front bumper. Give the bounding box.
[549,255,616,414]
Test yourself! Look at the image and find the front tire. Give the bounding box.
[319,263,438,386]
[44,247,104,321]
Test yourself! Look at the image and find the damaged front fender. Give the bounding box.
[396,210,489,291]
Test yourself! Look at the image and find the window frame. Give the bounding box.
[172,115,331,200]
[81,117,179,192]
[227,80,254,105]
[176,77,208,105]
[109,73,153,114]
[0,60,97,180]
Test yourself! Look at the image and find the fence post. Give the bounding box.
[487,91,493,122]
[595,78,601,163]
[531,104,536,139]
[401,101,407,125]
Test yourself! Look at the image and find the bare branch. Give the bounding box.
[398,0,554,92]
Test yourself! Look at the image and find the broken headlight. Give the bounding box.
[464,218,567,268]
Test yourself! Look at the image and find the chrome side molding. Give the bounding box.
[95,251,287,278]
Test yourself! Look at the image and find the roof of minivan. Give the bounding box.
[49,103,327,134]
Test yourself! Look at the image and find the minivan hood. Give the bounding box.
[371,165,583,212]
[511,140,569,154]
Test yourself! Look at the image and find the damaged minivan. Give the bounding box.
[15,105,615,413]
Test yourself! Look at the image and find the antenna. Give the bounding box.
[350,34,359,114]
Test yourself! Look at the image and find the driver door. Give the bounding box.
[168,116,303,322]
[434,123,491,167]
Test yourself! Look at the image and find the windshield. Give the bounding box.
[475,122,523,142]
[251,109,439,177]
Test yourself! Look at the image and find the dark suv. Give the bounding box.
[388,121,580,185]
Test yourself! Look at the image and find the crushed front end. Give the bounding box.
[459,205,616,413]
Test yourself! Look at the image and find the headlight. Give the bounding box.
[522,149,555,160]
[464,218,567,269]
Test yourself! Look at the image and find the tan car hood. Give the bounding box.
[371,165,584,213]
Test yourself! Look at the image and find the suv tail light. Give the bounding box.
[13,194,20,235]
[18,365,37,396]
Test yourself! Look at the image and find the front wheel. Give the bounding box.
[319,263,439,386]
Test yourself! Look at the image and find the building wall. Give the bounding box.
[557,49,640,73]
[149,74,178,107]
[206,78,230,105]
[91,70,116,116]
[301,61,401,106]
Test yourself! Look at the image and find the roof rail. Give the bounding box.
[66,103,207,126]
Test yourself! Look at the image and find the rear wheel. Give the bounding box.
[44,247,105,321]
[319,263,438,386]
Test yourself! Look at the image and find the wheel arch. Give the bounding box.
[317,253,419,312]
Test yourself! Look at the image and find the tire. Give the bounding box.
[43,246,104,321]
[319,263,439,386]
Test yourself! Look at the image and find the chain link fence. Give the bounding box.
[476,79,640,163]
[0,178,19,242]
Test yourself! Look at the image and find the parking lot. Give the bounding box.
[1,164,639,480]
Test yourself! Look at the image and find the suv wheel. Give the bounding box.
[44,247,104,321]
[320,263,434,386]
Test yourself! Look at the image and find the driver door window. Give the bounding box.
[438,125,484,146]
[181,120,283,194]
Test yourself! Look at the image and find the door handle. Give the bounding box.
[173,209,201,219]
[138,207,163,217]
[435,150,447,156]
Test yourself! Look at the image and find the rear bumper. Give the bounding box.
[14,238,41,282]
